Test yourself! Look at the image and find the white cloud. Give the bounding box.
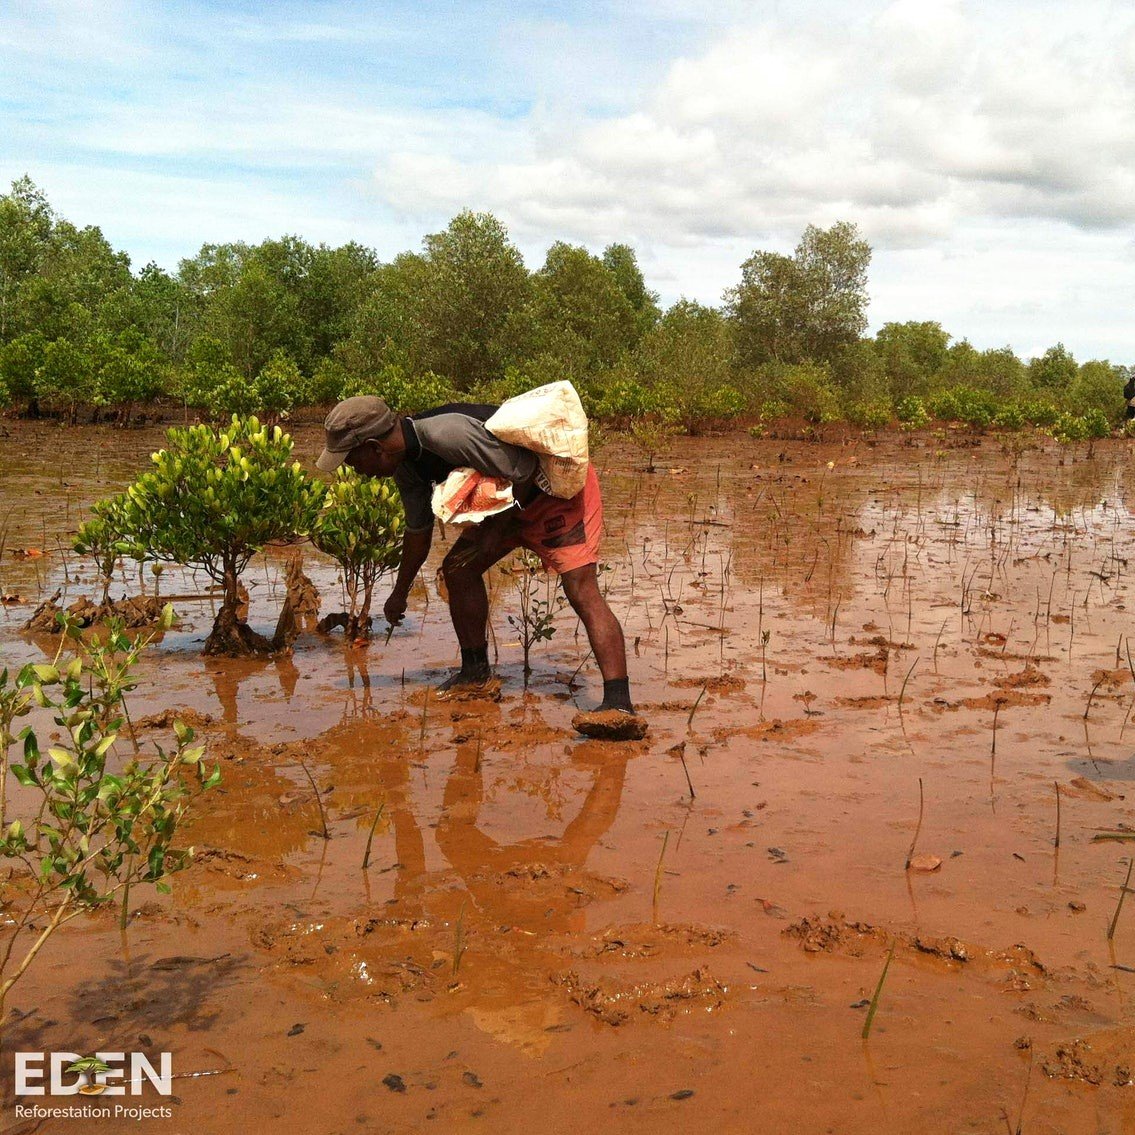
[367,0,1135,253]
[3,0,1134,360]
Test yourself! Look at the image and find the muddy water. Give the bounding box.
[2,420,1135,1133]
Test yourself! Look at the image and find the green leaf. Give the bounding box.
[48,747,77,770]
[93,734,117,759]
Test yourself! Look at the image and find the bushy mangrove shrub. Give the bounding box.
[106,416,324,655]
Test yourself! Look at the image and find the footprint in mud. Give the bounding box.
[552,966,728,1026]
[1038,1036,1133,1087]
[569,922,732,961]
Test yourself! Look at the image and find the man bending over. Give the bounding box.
[316,396,647,741]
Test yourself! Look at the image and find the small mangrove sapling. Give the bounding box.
[312,469,404,640]
[504,550,564,686]
[0,611,221,1019]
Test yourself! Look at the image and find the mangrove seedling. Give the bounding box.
[312,469,404,640]
[73,509,126,609]
[505,550,564,687]
[629,415,678,474]
[0,612,220,1018]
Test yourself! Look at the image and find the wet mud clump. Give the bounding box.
[553,966,728,1025]
[571,708,649,740]
[25,590,168,632]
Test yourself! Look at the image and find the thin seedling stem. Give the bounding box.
[298,758,330,840]
[904,777,924,870]
[452,902,467,975]
[653,830,671,922]
[677,745,696,800]
[1085,675,1106,721]
[1107,858,1134,941]
[687,682,708,730]
[362,802,386,870]
[418,691,430,758]
[862,938,897,1040]
[898,656,919,715]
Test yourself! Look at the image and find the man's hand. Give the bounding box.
[384,590,408,626]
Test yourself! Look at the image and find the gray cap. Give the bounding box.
[316,396,396,472]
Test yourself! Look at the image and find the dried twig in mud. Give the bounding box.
[653,830,671,923]
[298,758,330,840]
[1108,859,1135,941]
[991,699,1002,756]
[418,691,430,760]
[687,682,708,730]
[904,778,925,870]
[1002,1058,1033,1135]
[362,802,386,870]
[452,902,467,976]
[1053,782,1061,849]
[861,938,897,1041]
[897,656,919,717]
[1125,638,1135,687]
[1084,673,1107,721]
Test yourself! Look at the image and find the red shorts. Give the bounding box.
[511,463,604,574]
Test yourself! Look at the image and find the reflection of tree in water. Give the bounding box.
[0,950,246,1091]
[205,653,300,730]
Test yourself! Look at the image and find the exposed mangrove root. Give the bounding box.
[283,556,320,631]
[315,611,373,639]
[203,606,277,657]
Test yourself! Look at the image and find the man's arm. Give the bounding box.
[384,527,432,625]
[385,464,435,625]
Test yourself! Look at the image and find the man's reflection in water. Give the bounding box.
[426,724,629,1053]
[302,705,632,1055]
[437,733,629,935]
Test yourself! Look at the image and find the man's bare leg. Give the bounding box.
[561,563,646,738]
[436,513,518,695]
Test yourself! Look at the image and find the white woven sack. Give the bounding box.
[431,468,515,524]
[486,380,589,499]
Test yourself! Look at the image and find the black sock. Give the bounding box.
[599,677,633,713]
[460,645,489,675]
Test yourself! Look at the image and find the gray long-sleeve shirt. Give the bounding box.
[393,405,539,532]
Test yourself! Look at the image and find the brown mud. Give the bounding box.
[2,421,1135,1131]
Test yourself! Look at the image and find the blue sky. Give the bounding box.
[3,0,1134,362]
